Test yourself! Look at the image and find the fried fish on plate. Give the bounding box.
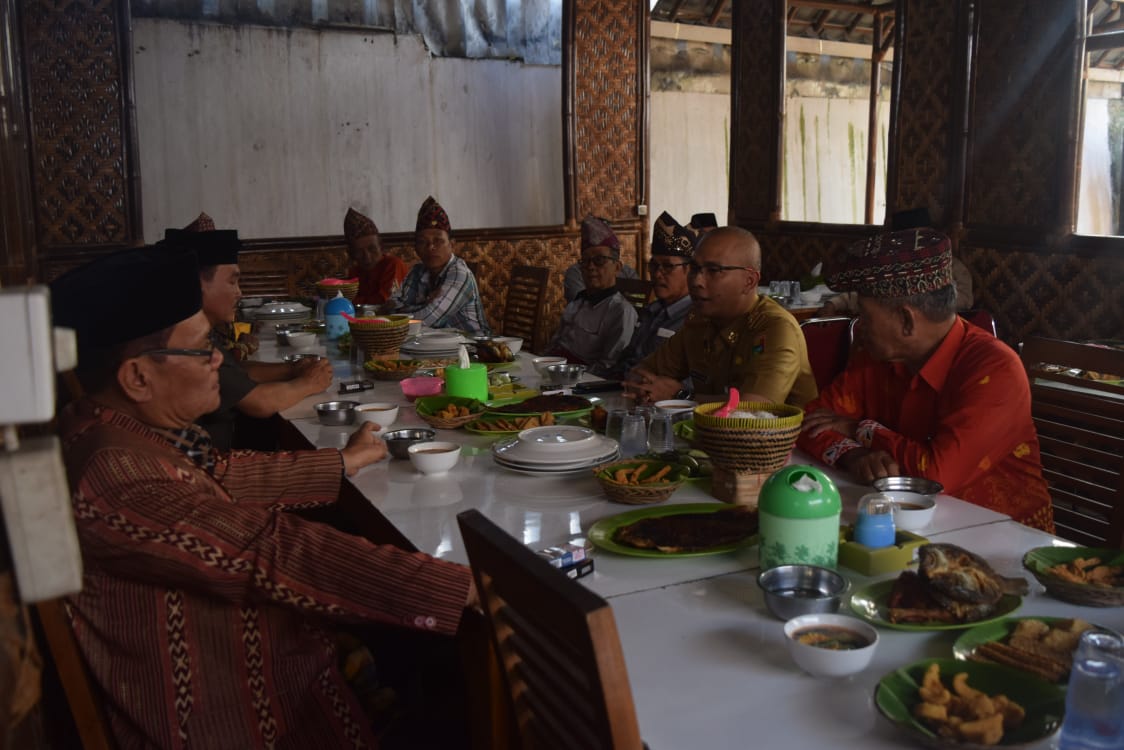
[920,543,1028,606]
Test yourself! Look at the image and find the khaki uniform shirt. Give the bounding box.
[641,295,818,407]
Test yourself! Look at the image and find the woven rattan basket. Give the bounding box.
[692,401,803,473]
[348,316,410,355]
[594,460,686,505]
[1022,547,1124,607]
[316,279,359,302]
[415,395,486,430]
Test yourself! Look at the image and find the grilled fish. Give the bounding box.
[918,543,1028,606]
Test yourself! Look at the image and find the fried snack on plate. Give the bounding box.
[912,664,1024,746]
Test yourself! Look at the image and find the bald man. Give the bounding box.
[624,227,818,407]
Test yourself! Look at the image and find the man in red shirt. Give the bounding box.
[797,228,1053,532]
[344,207,408,305]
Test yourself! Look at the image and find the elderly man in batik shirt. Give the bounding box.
[49,247,474,749]
[624,227,817,406]
[796,228,1053,532]
[383,196,490,334]
[344,207,408,305]
[546,215,638,377]
[612,211,696,377]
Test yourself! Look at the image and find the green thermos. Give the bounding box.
[758,465,842,569]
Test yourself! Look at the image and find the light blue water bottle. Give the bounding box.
[324,292,355,340]
[1058,630,1124,750]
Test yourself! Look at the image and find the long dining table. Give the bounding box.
[261,336,1124,749]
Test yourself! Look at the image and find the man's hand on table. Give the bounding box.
[340,423,388,475]
[838,448,900,483]
[622,367,680,404]
[294,357,333,394]
[802,408,859,438]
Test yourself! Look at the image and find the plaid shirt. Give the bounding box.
[385,256,490,334]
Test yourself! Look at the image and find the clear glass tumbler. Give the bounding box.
[647,413,675,454]
[618,413,648,458]
[604,409,628,445]
[1059,630,1124,749]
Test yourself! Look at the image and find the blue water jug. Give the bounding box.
[324,292,355,340]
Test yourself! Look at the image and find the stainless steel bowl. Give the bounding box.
[757,565,849,621]
[543,363,587,386]
[314,400,359,426]
[872,476,943,497]
[383,428,438,459]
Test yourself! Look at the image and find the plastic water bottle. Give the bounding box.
[1058,631,1124,750]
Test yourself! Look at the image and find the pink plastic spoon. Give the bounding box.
[714,387,741,418]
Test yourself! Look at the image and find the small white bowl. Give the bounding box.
[408,319,423,336]
[532,356,567,375]
[884,492,937,531]
[783,613,879,678]
[654,399,698,421]
[355,402,398,430]
[407,441,461,476]
[286,331,317,350]
[492,336,523,355]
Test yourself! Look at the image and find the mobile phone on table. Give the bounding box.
[572,380,623,394]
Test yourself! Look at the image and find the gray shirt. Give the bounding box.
[547,289,638,377]
[613,294,693,377]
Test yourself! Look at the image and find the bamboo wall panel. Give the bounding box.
[964,1,1078,234]
[20,0,140,252]
[730,0,781,225]
[891,0,960,224]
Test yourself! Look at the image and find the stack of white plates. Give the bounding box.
[492,425,619,476]
[400,331,467,358]
[252,301,312,326]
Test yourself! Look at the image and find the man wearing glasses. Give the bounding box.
[50,247,475,749]
[545,215,639,376]
[612,212,696,376]
[624,226,817,407]
[161,228,334,451]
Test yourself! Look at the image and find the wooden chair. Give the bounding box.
[1020,337,1124,547]
[32,599,115,749]
[456,510,644,750]
[615,277,653,313]
[502,265,550,354]
[800,316,855,391]
[961,308,998,338]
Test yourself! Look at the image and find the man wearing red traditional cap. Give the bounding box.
[546,215,638,375]
[797,228,1053,532]
[382,196,490,334]
[344,207,408,305]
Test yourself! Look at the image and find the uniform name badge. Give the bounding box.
[657,327,676,338]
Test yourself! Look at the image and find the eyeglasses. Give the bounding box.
[579,255,617,268]
[687,262,756,279]
[136,343,217,360]
[648,260,689,274]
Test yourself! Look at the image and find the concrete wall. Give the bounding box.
[132,19,563,240]
[649,90,730,230]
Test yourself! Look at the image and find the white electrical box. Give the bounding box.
[0,286,56,424]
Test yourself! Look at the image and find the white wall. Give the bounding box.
[649,90,731,232]
[132,19,563,240]
[1078,98,1113,236]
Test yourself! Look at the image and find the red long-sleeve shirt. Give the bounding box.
[797,318,1054,532]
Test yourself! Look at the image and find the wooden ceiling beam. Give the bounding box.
[788,0,889,15]
[708,0,729,26]
[812,9,830,34]
[667,0,687,23]
[845,12,864,35]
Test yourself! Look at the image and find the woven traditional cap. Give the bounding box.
[162,228,242,267]
[651,211,697,258]
[50,246,202,350]
[344,207,378,241]
[689,212,718,229]
[580,214,620,254]
[183,212,216,232]
[826,228,953,298]
[416,196,451,234]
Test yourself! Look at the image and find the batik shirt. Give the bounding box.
[384,256,490,334]
[641,294,818,406]
[796,318,1054,532]
[58,400,472,749]
[613,294,693,377]
[547,288,638,377]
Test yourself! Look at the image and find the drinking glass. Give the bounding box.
[1059,630,1124,749]
[618,413,648,458]
[632,406,655,429]
[604,409,628,445]
[647,413,675,454]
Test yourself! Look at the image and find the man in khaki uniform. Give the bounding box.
[623,226,818,407]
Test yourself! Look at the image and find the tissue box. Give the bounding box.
[709,466,770,508]
[837,527,928,576]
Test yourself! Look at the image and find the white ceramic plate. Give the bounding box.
[492,435,617,466]
[492,448,619,471]
[515,425,597,454]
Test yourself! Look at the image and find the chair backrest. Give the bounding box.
[961,308,998,338]
[502,265,551,354]
[456,510,644,750]
[615,277,652,313]
[32,599,115,750]
[800,316,854,391]
[1020,337,1124,547]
